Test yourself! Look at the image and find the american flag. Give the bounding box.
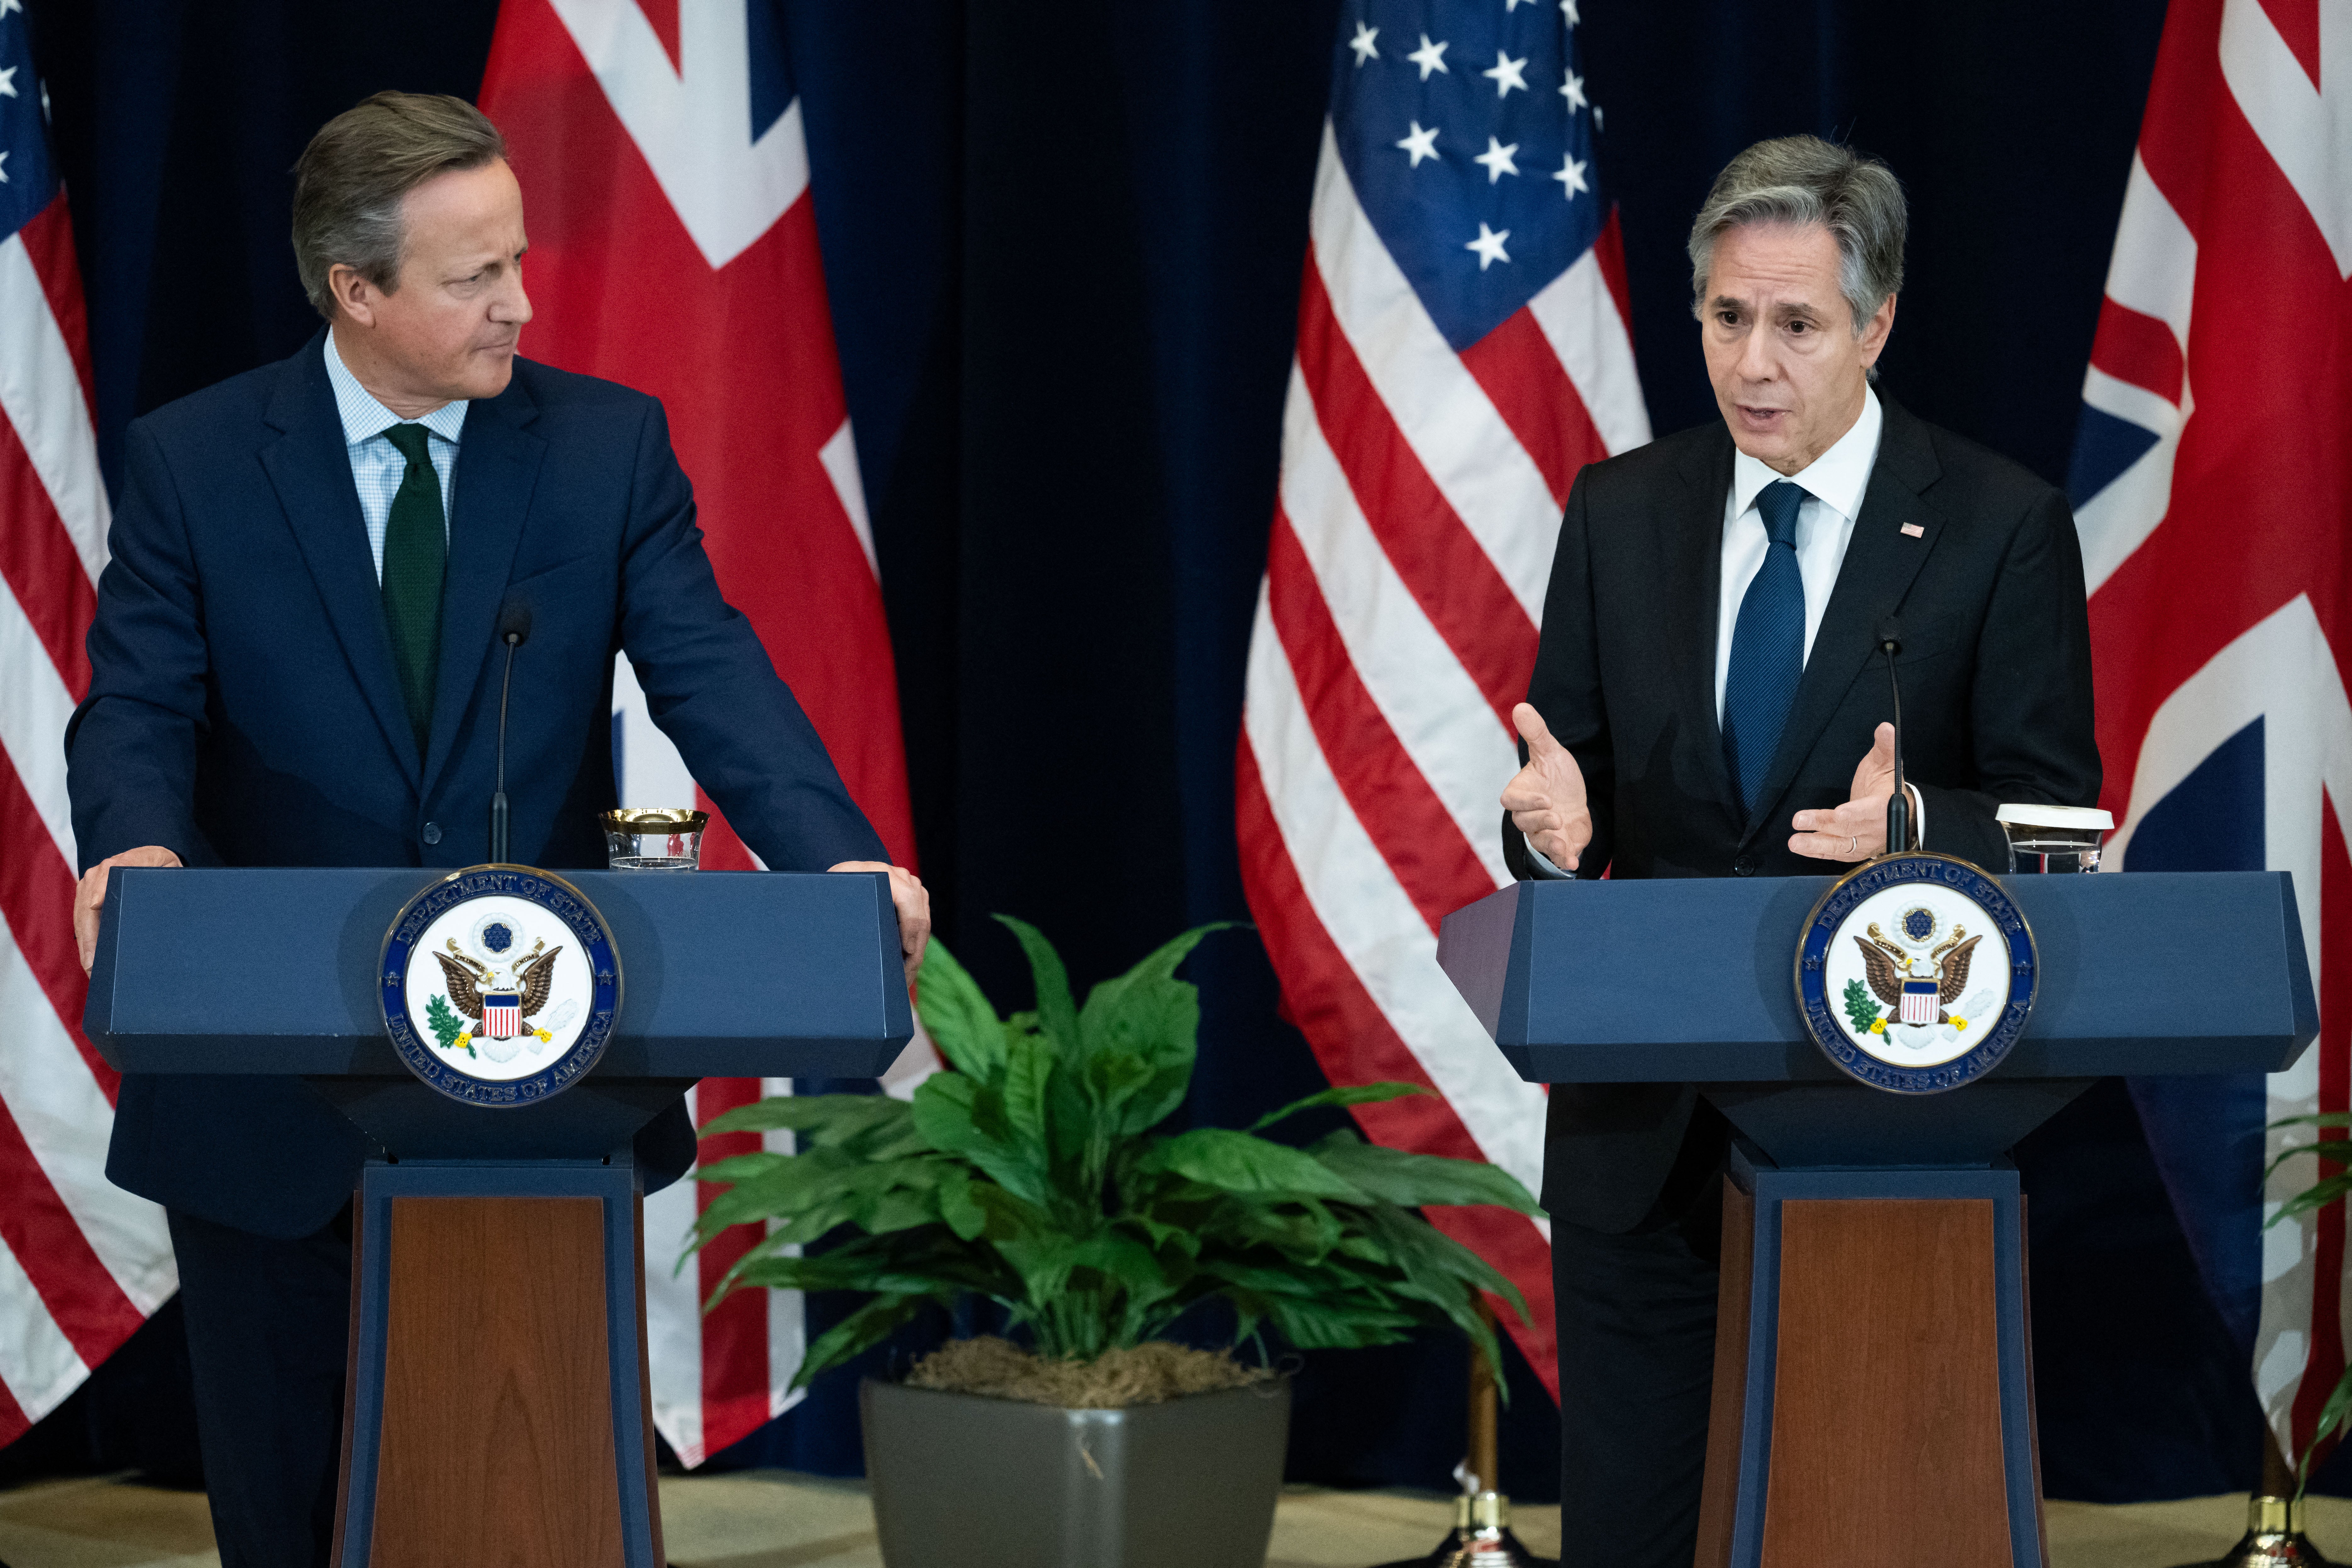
[0,5,178,1448]
[2073,0,2351,1466]
[479,0,922,1466]
[1236,0,1649,1396]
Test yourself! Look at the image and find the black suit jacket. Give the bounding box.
[1509,395,2098,1233]
[69,334,886,1239]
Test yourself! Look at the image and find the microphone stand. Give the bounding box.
[1880,622,1911,855]
[490,634,518,864]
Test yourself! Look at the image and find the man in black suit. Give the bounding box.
[1498,135,2097,1564]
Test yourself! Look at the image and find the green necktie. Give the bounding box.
[380,423,445,752]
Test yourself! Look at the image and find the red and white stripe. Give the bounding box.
[0,193,177,1449]
[480,0,925,1464]
[1237,129,1649,1397]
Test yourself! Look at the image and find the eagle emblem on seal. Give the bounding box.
[1854,922,1981,1028]
[432,937,565,1052]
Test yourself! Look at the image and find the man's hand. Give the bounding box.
[1500,703,1592,871]
[1789,722,1897,862]
[829,861,931,981]
[75,846,184,973]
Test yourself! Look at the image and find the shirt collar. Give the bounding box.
[323,328,469,449]
[1729,385,1882,524]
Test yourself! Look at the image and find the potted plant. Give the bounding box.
[688,918,1543,1568]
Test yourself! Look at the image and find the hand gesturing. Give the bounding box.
[1499,704,1592,871]
[1789,722,1898,862]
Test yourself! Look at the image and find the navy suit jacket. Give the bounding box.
[68,333,886,1238]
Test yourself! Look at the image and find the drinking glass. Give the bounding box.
[601,808,707,871]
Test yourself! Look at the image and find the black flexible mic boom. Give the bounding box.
[489,600,532,863]
[1876,615,1910,855]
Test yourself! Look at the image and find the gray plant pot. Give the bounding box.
[860,1374,1292,1568]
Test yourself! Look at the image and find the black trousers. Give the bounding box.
[1552,1104,1728,1568]
[168,1206,351,1568]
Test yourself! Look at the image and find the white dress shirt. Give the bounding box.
[1713,386,1881,719]
[322,328,468,583]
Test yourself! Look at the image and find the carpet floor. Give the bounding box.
[0,1470,2341,1567]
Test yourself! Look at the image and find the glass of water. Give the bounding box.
[1995,804,2113,873]
[601,808,707,871]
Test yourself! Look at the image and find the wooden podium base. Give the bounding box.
[1695,1147,2046,1568]
[332,1161,666,1568]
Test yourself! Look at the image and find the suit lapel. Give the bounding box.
[1663,430,1739,815]
[258,337,421,785]
[419,377,546,802]
[1741,396,1946,843]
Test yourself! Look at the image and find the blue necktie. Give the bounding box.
[1722,480,1806,814]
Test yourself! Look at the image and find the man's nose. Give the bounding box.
[1734,325,1777,383]
[496,270,533,327]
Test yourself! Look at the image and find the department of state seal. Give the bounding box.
[1795,851,2037,1095]
[379,867,620,1105]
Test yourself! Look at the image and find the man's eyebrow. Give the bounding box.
[1770,300,1825,321]
[1709,295,1749,313]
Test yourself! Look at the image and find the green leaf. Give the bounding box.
[2300,1365,2352,1496]
[1001,1028,1054,1170]
[995,915,1081,1059]
[1147,1128,1372,1202]
[791,1295,931,1391]
[1246,1081,1429,1134]
[909,1072,1052,1209]
[916,938,1007,1081]
[1076,924,1234,1134]
[698,1094,912,1148]
[1308,1131,1543,1215]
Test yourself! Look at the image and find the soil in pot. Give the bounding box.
[904,1335,1273,1408]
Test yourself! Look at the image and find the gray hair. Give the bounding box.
[291,92,508,323]
[1687,135,1906,338]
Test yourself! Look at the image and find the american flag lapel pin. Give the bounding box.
[1901,522,1926,538]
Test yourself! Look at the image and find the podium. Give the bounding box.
[1437,870,2317,1568]
[85,866,913,1568]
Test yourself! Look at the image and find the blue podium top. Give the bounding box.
[1438,871,2316,1085]
[86,867,914,1081]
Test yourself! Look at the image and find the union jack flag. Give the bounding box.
[479,0,921,1466]
[0,4,177,1448]
[2073,0,2352,1466]
[1236,0,1650,1397]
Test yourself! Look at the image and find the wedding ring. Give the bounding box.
[1846,834,1857,857]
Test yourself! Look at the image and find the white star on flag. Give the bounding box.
[1395,121,1441,167]
[1466,222,1512,270]
[1553,152,1589,200]
[1482,51,1529,98]
[0,66,15,98]
[0,151,10,185]
[1349,22,1380,65]
[0,0,20,17]
[1560,69,1586,111]
[1407,34,1451,80]
[1473,136,1520,183]
[1561,0,1581,22]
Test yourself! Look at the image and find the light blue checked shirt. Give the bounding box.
[322,329,469,583]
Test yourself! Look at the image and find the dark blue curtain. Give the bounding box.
[18,0,2324,1504]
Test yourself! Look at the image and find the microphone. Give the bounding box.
[1876,615,1911,855]
[489,600,532,864]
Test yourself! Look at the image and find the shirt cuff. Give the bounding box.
[1904,782,1926,851]
[1522,832,1576,880]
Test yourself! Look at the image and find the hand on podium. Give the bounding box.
[829,861,930,980]
[75,845,184,973]
[1788,722,1896,862]
[1501,703,1592,872]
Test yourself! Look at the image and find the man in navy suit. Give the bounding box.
[65,92,928,1567]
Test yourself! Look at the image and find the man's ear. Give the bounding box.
[1856,292,1897,368]
[327,263,377,329]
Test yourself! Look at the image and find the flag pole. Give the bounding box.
[1369,1296,1557,1568]
[2173,1430,2334,1568]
